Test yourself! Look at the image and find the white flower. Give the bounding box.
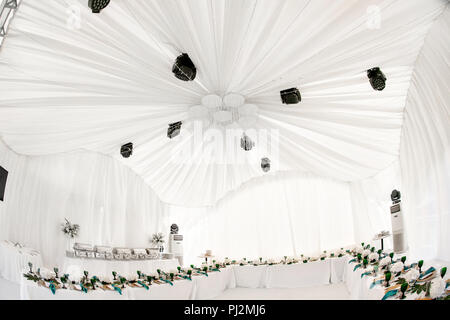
[68,273,82,283]
[267,258,275,264]
[336,249,345,256]
[390,261,404,273]
[224,258,231,264]
[40,268,56,280]
[429,278,445,299]
[368,252,379,261]
[362,249,371,257]
[379,257,391,268]
[238,259,247,265]
[127,274,137,281]
[355,247,364,254]
[286,257,294,264]
[404,269,420,283]
[365,265,374,272]
[99,275,111,283]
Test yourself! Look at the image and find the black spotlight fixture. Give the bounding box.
[120,142,133,158]
[172,53,196,81]
[88,0,110,13]
[280,87,301,104]
[261,157,271,172]
[367,67,386,91]
[391,189,401,204]
[240,134,255,151]
[167,121,182,139]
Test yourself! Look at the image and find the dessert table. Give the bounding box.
[0,240,43,283]
[62,256,179,278]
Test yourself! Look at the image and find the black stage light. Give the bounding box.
[261,157,271,172]
[88,0,110,14]
[0,166,8,201]
[391,189,401,204]
[120,142,133,158]
[167,121,182,139]
[240,134,254,151]
[280,88,301,104]
[172,53,196,81]
[367,67,386,91]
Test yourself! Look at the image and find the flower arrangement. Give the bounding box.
[151,232,165,246]
[61,218,80,238]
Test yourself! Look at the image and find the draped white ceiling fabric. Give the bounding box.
[399,5,450,262]
[0,0,447,206]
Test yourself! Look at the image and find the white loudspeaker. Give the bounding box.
[390,203,407,253]
[169,234,184,266]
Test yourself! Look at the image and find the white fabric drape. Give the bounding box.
[349,161,401,248]
[398,5,450,262]
[167,171,355,266]
[0,0,447,206]
[0,139,169,267]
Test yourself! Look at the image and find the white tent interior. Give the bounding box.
[0,0,449,300]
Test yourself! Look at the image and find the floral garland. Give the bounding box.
[23,244,449,299]
[347,242,449,300]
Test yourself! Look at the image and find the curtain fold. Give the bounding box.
[398,5,450,262]
[0,139,169,267]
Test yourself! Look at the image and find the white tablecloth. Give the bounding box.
[192,267,236,299]
[0,240,43,283]
[265,260,331,288]
[62,257,179,278]
[330,256,348,283]
[233,265,268,288]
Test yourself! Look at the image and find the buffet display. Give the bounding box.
[70,243,161,261]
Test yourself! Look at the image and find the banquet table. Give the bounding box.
[62,256,179,278]
[232,258,347,288]
[0,240,43,283]
[192,266,236,299]
[265,259,331,288]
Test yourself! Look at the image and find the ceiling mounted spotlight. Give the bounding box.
[261,157,271,172]
[391,189,401,204]
[88,0,110,13]
[120,142,133,158]
[167,121,182,139]
[367,67,386,91]
[240,134,254,151]
[172,53,196,81]
[280,88,301,104]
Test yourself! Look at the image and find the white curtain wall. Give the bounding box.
[168,172,356,266]
[399,5,450,262]
[0,139,169,267]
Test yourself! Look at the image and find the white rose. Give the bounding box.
[127,274,137,281]
[365,265,374,272]
[68,273,82,283]
[429,278,445,299]
[379,257,391,267]
[40,268,56,280]
[224,258,230,264]
[356,247,364,254]
[404,269,420,283]
[238,259,247,265]
[99,275,111,283]
[362,249,371,257]
[368,252,379,261]
[390,261,404,273]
